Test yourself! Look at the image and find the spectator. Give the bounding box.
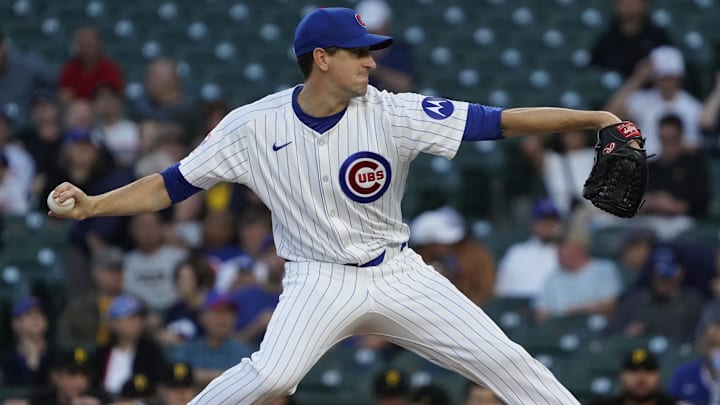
[611,247,704,343]
[535,230,622,320]
[0,296,56,388]
[616,228,657,288]
[521,131,596,217]
[28,347,112,405]
[157,362,197,405]
[355,0,416,92]
[58,27,123,102]
[642,114,710,223]
[116,373,156,404]
[463,381,505,405]
[47,128,133,294]
[238,205,273,261]
[495,199,562,300]
[92,82,140,168]
[14,90,63,199]
[202,209,247,271]
[669,319,720,404]
[132,58,202,144]
[700,71,720,136]
[0,30,58,119]
[0,108,35,200]
[94,295,166,397]
[156,255,215,345]
[232,240,282,345]
[696,278,720,342]
[605,46,703,158]
[57,246,125,347]
[590,0,671,78]
[587,348,679,405]
[62,99,95,132]
[623,233,716,299]
[373,368,409,405]
[409,385,450,405]
[173,291,253,387]
[123,212,188,312]
[0,150,28,214]
[410,206,496,306]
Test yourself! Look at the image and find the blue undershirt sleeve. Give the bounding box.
[462,103,504,141]
[160,163,203,203]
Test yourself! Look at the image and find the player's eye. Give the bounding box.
[349,48,370,58]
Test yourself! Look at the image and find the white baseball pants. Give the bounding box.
[189,248,579,405]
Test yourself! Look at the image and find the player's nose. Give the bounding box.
[364,54,377,70]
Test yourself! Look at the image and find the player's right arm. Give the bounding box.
[49,174,173,220]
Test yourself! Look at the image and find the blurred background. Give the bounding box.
[0,0,719,404]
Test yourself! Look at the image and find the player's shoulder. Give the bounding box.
[217,87,295,131]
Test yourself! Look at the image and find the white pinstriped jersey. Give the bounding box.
[179,86,469,264]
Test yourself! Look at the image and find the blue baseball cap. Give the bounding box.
[12,296,42,318]
[108,294,143,320]
[651,247,680,278]
[293,7,394,57]
[203,291,237,311]
[532,199,560,220]
[63,128,93,143]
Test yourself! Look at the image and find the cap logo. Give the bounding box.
[355,13,366,27]
[632,349,647,365]
[174,363,189,380]
[386,370,401,386]
[134,374,148,391]
[74,348,88,364]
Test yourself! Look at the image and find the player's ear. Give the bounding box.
[312,48,330,73]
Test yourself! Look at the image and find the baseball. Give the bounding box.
[47,193,75,215]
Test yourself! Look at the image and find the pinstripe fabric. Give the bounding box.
[178,86,466,266]
[189,250,580,405]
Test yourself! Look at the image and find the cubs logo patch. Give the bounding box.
[339,151,391,203]
[603,142,616,155]
[421,97,454,120]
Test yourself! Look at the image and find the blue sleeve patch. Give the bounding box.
[462,103,504,141]
[160,163,203,203]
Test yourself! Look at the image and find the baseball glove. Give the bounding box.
[582,121,648,218]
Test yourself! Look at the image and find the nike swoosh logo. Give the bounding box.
[272,141,293,151]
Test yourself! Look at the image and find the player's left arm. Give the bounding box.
[500,108,621,137]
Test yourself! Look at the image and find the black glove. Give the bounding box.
[582,121,648,218]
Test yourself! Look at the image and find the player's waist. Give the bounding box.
[286,241,407,268]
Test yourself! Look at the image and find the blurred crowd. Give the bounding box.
[0,0,719,404]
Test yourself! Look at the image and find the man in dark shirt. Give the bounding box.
[644,114,710,219]
[588,348,679,405]
[591,0,671,77]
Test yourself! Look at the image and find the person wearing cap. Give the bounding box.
[50,5,636,403]
[590,0,671,78]
[173,291,252,387]
[57,246,126,347]
[463,381,506,405]
[373,368,409,405]
[605,45,702,158]
[535,228,622,321]
[410,206,496,306]
[94,294,166,398]
[156,362,197,405]
[588,348,679,405]
[0,29,58,119]
[58,26,123,102]
[354,0,416,92]
[0,296,57,388]
[495,199,562,300]
[611,247,704,343]
[28,347,112,405]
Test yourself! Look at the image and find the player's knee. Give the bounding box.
[253,362,302,397]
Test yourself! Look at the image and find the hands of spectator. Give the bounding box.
[643,191,688,215]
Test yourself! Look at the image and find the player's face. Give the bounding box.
[328,47,376,97]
